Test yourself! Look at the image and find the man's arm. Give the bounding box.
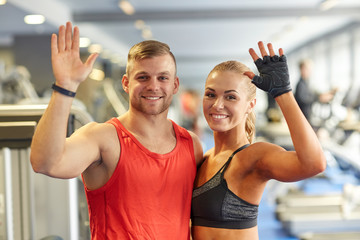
[30,22,98,179]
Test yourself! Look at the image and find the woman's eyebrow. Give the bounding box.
[224,89,239,94]
[205,87,215,91]
[205,88,239,94]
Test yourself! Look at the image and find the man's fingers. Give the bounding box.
[58,25,65,52]
[85,53,99,69]
[65,22,73,51]
[72,26,80,51]
[51,33,58,56]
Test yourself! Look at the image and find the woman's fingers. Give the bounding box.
[279,48,284,56]
[267,43,276,57]
[250,42,284,60]
[248,48,259,61]
[258,41,268,57]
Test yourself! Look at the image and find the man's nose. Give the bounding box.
[146,77,160,90]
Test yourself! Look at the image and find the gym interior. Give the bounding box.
[1,0,360,239]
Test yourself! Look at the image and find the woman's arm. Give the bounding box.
[246,41,326,182]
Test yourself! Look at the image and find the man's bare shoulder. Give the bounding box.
[187,130,204,166]
[71,121,119,147]
[75,121,115,134]
[80,121,121,189]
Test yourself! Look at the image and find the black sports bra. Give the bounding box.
[191,144,258,229]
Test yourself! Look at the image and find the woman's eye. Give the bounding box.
[205,93,215,98]
[226,95,236,100]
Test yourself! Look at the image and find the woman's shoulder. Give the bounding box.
[249,141,283,151]
[240,141,285,162]
[203,148,214,159]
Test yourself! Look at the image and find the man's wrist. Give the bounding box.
[52,83,76,97]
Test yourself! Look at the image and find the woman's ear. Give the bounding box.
[247,98,256,113]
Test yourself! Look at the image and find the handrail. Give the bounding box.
[103,78,128,116]
[0,104,93,125]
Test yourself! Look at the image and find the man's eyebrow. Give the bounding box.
[134,71,171,75]
[134,71,148,75]
[158,71,171,75]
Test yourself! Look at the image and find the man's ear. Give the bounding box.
[122,74,129,93]
[173,76,180,94]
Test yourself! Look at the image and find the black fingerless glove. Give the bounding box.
[252,55,292,98]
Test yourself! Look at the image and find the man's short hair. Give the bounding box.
[126,40,177,75]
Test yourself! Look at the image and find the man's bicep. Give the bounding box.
[54,123,102,178]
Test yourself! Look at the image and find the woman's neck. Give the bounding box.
[213,128,249,154]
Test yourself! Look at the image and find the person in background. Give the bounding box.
[294,59,337,124]
[30,22,203,239]
[191,41,326,240]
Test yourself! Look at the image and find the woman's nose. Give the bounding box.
[213,97,224,110]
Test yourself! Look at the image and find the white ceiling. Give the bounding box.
[2,0,360,90]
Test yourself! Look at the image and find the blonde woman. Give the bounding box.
[191,41,326,240]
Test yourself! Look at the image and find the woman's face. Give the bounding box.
[203,70,254,133]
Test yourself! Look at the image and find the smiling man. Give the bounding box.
[30,22,203,239]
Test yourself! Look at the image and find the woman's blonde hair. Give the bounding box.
[208,60,257,143]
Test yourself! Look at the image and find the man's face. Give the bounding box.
[122,54,179,116]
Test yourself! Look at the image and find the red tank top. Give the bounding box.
[82,118,196,239]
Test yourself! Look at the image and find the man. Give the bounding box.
[30,22,203,239]
[294,59,336,123]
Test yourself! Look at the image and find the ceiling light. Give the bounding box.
[88,44,103,54]
[24,15,45,24]
[110,54,127,66]
[101,49,111,59]
[319,0,338,11]
[89,68,105,81]
[142,28,153,39]
[134,20,145,29]
[119,0,135,15]
[0,0,7,5]
[79,37,91,48]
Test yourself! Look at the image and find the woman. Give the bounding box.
[191,41,327,240]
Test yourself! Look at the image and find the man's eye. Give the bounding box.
[159,76,169,81]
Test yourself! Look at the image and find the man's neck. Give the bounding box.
[118,110,171,138]
[118,111,176,154]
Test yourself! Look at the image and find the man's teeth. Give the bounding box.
[145,97,160,100]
